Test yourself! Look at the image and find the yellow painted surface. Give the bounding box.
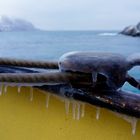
[0,86,139,140]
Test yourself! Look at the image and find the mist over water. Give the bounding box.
[0,30,140,93]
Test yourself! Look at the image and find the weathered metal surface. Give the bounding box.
[59,52,140,90]
[0,51,140,118]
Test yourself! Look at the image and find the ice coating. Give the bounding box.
[72,102,76,119]
[0,82,50,87]
[51,94,85,119]
[0,82,50,97]
[0,84,2,95]
[81,103,85,118]
[30,87,33,101]
[0,82,53,97]
[4,85,8,93]
[59,51,128,90]
[71,101,86,120]
[18,86,21,93]
[65,99,70,115]
[113,112,138,135]
[96,107,100,120]
[76,103,81,120]
[131,118,137,135]
[46,93,50,108]
[59,52,127,73]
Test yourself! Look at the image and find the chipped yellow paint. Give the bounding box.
[0,86,139,140]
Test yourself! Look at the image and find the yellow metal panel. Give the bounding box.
[0,86,139,140]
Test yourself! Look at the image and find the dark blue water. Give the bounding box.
[0,30,140,93]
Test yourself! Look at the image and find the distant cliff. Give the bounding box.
[120,22,140,37]
[0,16,38,32]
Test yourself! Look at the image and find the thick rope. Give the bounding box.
[0,72,91,84]
[0,58,58,69]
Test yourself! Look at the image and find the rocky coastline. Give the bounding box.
[120,22,140,37]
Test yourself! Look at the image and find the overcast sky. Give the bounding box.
[0,0,140,30]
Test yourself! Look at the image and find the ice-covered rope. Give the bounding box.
[0,72,91,84]
[0,58,58,69]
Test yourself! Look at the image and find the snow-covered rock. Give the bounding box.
[0,16,37,32]
[120,22,140,37]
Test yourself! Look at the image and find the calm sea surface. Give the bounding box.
[0,30,140,93]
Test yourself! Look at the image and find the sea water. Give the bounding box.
[0,30,139,93]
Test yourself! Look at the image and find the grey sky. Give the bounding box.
[0,0,140,30]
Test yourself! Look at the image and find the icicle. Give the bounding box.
[72,102,76,119]
[131,118,137,135]
[30,87,33,101]
[81,103,85,118]
[113,112,137,135]
[46,93,50,108]
[76,103,81,120]
[96,107,100,120]
[123,115,137,135]
[65,99,70,115]
[0,84,3,95]
[4,85,8,93]
[18,86,21,93]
